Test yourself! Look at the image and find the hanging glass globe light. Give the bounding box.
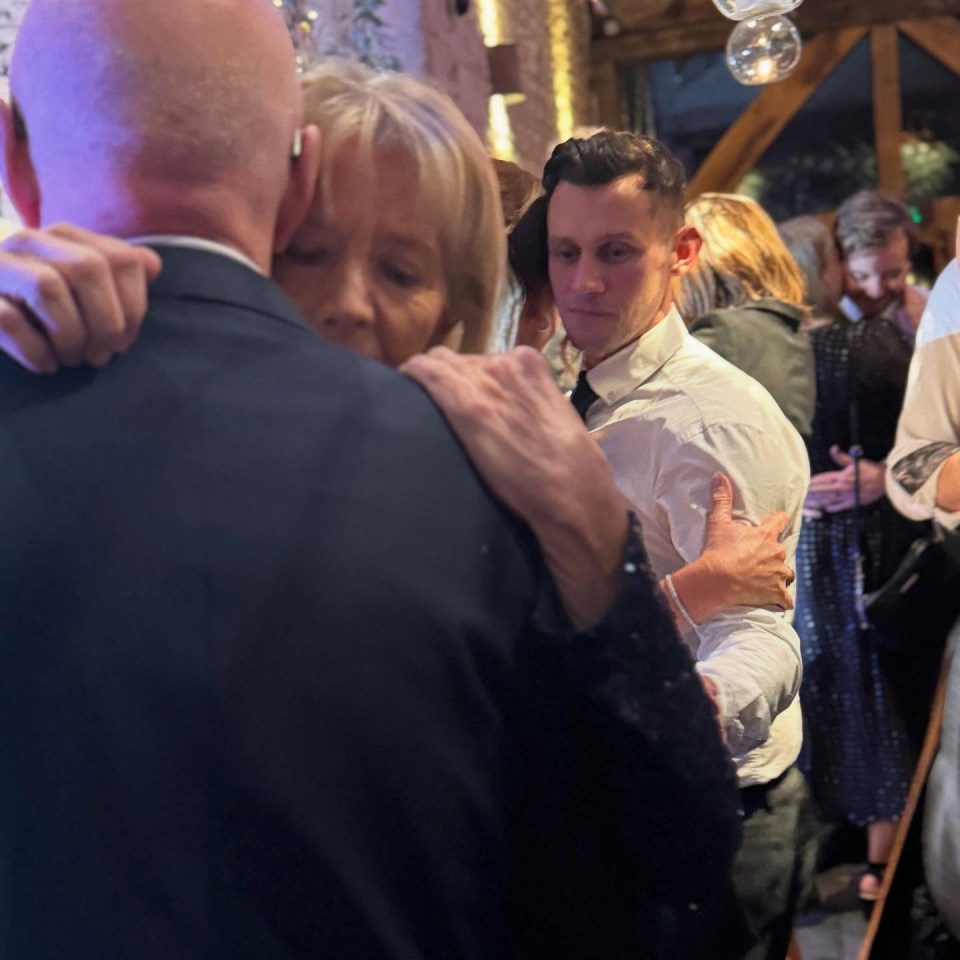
[726,14,802,85]
[712,0,802,21]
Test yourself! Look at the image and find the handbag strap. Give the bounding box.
[845,323,870,631]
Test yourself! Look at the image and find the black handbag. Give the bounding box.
[846,323,960,646]
[861,525,960,642]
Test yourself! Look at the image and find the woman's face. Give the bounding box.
[273,145,450,368]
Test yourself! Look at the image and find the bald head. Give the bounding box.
[6,0,307,253]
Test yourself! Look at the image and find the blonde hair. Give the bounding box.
[777,215,842,323]
[300,60,504,354]
[677,192,807,321]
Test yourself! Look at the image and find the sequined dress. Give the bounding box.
[795,316,936,825]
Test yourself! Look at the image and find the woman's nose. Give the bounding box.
[321,263,375,331]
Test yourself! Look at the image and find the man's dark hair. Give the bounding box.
[542,131,687,230]
[834,189,918,259]
[508,195,549,298]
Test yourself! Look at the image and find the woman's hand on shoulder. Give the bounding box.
[0,223,160,374]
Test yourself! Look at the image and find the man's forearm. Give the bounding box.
[664,556,730,627]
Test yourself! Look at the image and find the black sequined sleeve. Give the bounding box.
[505,513,750,960]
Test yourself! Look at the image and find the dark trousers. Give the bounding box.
[734,765,817,960]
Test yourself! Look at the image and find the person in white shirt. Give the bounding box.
[886,257,960,528]
[407,130,812,960]
[886,254,960,943]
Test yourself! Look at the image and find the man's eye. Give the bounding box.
[600,245,632,262]
[550,248,578,263]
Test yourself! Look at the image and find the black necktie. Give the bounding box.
[570,371,599,423]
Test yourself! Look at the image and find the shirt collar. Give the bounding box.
[583,305,687,406]
[839,293,898,323]
[128,234,265,275]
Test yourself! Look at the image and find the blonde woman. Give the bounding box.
[678,192,815,437]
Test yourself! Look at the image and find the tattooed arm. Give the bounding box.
[887,260,960,527]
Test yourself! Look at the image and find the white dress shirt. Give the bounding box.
[886,260,960,531]
[128,234,265,275]
[581,307,810,786]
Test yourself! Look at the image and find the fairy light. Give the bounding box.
[476,0,517,161]
[546,0,576,141]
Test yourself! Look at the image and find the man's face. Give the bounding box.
[547,175,684,367]
[842,226,912,317]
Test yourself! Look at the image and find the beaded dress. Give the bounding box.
[795,315,938,824]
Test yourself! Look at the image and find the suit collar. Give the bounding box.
[146,244,307,334]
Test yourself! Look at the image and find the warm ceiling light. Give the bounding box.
[726,14,802,85]
[713,0,802,20]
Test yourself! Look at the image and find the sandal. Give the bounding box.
[858,862,887,917]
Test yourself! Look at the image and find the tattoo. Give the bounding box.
[890,442,960,494]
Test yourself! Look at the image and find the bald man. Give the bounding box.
[0,1,747,959]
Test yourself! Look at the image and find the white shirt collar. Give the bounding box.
[583,306,687,407]
[128,234,265,275]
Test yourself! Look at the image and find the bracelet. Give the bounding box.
[663,572,699,633]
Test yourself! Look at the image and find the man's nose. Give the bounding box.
[571,259,604,295]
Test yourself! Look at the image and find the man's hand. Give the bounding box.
[668,473,794,624]
[0,223,161,373]
[804,444,886,515]
[401,346,629,629]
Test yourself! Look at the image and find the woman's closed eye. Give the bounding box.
[380,259,424,289]
[282,244,332,267]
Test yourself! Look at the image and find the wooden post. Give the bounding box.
[590,60,621,129]
[870,25,905,196]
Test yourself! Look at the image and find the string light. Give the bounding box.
[275,0,321,72]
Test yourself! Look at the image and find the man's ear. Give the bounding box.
[0,98,41,227]
[273,123,322,255]
[670,224,702,278]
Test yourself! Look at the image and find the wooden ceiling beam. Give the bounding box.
[898,16,960,77]
[593,0,960,65]
[685,27,866,198]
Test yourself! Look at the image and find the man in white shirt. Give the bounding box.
[421,131,811,960]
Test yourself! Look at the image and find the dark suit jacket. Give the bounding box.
[0,247,745,960]
[689,298,815,437]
